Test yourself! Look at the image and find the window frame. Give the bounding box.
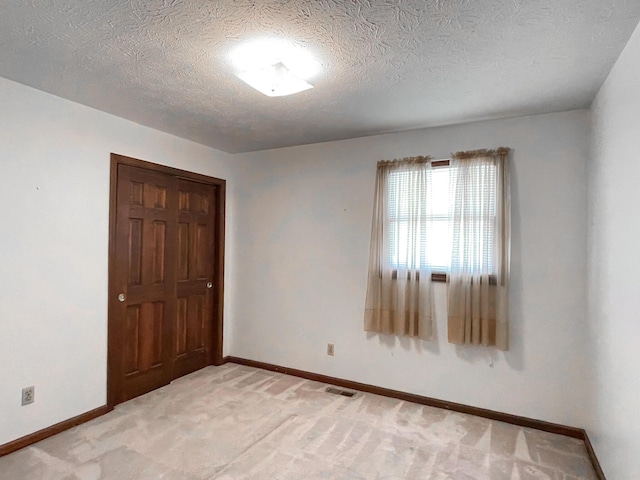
[385,159,450,282]
[387,158,497,284]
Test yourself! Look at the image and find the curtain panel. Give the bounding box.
[364,156,434,339]
[447,148,511,350]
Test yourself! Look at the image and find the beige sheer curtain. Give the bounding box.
[364,157,434,339]
[447,148,511,350]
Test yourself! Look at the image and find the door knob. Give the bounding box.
[206,282,213,289]
[118,293,126,302]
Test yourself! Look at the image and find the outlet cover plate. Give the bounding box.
[22,386,34,406]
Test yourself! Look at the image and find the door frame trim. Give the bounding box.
[107,153,226,407]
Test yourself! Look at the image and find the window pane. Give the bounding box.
[431,167,450,216]
[426,219,450,269]
[387,162,496,272]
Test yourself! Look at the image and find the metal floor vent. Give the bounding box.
[325,387,356,398]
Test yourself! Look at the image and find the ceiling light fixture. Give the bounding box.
[231,39,319,97]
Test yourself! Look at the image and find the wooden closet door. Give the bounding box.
[173,179,216,379]
[109,155,224,406]
[111,164,178,404]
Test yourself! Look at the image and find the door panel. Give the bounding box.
[112,165,176,403]
[109,156,224,406]
[173,179,215,379]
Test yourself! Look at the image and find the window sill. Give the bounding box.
[389,270,447,282]
[388,271,496,285]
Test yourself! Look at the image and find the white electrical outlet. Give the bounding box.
[327,343,335,356]
[22,386,35,406]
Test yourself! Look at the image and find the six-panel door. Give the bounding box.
[111,164,217,404]
[174,179,215,379]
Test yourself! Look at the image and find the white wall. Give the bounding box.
[588,21,640,480]
[231,110,590,427]
[0,72,597,456]
[0,77,237,445]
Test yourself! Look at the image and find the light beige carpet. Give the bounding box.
[0,363,597,479]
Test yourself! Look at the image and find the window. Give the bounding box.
[365,149,510,347]
[388,162,452,272]
[386,160,497,275]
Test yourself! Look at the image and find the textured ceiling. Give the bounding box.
[1,1,639,153]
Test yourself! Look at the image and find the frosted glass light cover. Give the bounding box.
[236,62,313,97]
